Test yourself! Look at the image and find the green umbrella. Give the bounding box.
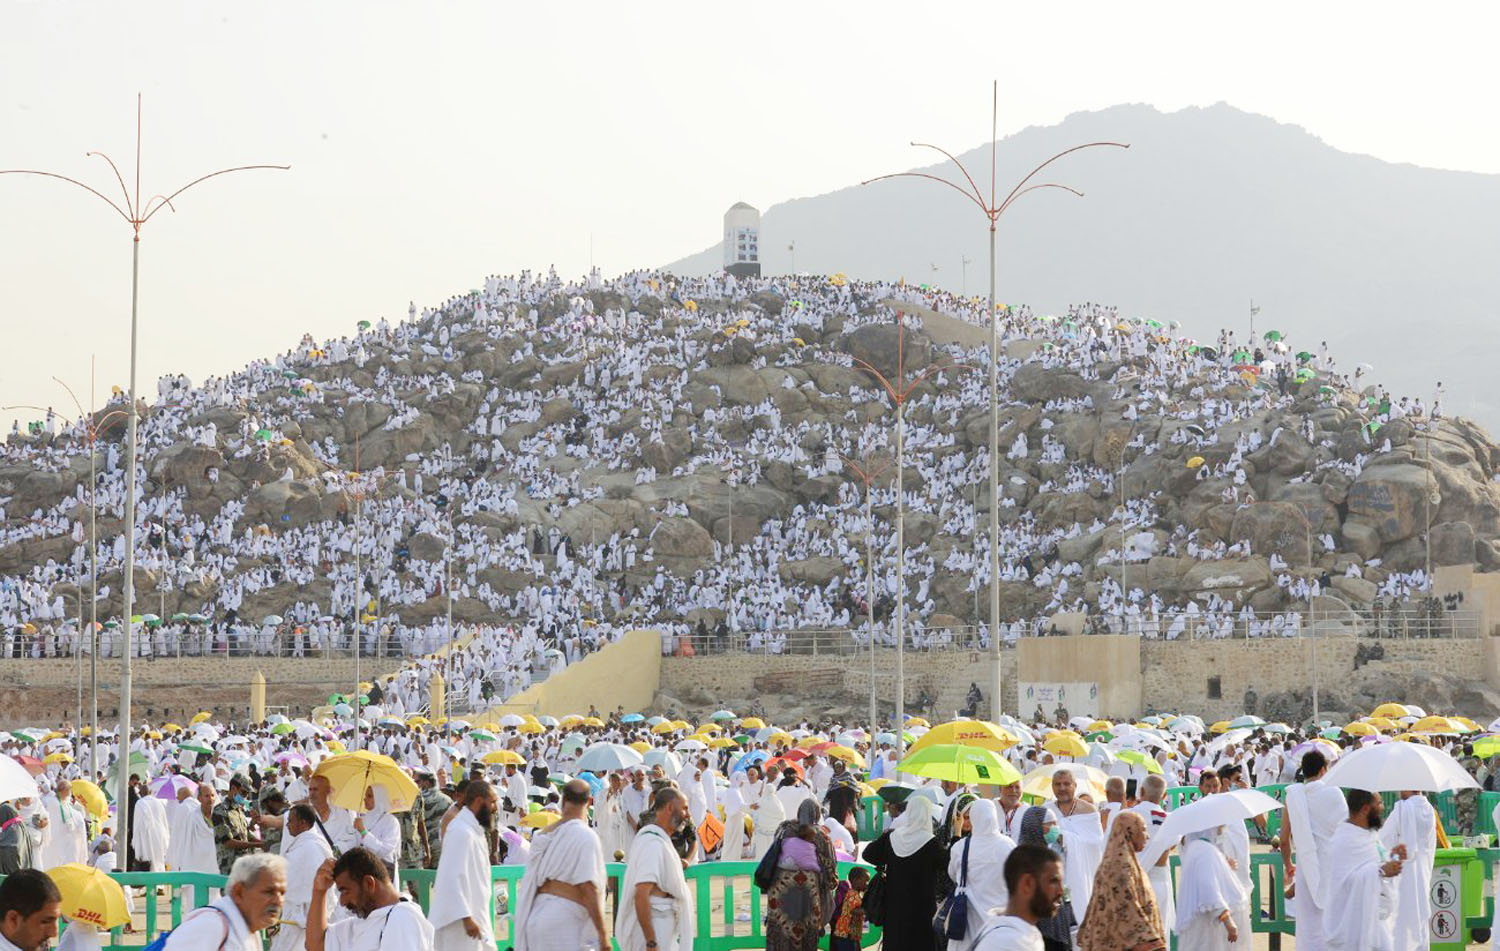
[1296,350,1314,362]
[281,369,298,379]
[271,723,296,735]
[1263,330,1284,342]
[1144,319,1163,329]
[468,730,497,743]
[357,320,371,331]
[254,429,273,441]
[895,743,1022,785]
[733,734,752,745]
[180,744,214,756]
[1085,731,1115,743]
[1116,749,1163,774]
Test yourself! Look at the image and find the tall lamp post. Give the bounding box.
[847,310,970,754]
[862,81,1128,720]
[840,455,893,736]
[1,96,287,853]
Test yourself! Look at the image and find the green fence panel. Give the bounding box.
[1478,792,1500,842]
[856,795,885,841]
[101,871,223,951]
[1164,785,1200,810]
[1254,783,1288,841]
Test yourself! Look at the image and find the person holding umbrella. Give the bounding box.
[1322,789,1405,951]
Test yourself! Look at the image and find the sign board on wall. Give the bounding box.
[1018,682,1099,719]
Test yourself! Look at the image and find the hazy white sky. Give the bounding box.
[2,1,1497,425]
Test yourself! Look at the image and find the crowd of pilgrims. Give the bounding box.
[0,268,1450,705]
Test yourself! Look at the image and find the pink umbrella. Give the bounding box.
[151,774,198,800]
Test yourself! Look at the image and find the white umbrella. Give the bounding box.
[1323,741,1480,793]
[574,743,644,773]
[642,750,682,775]
[674,739,708,752]
[0,757,40,803]
[497,714,526,728]
[1206,728,1252,754]
[1141,789,1283,868]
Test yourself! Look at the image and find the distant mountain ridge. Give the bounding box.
[666,102,1500,427]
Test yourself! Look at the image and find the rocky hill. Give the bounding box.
[0,270,1493,670]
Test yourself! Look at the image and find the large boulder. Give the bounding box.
[241,480,325,530]
[651,517,713,559]
[1011,363,1091,404]
[1230,502,1314,565]
[1347,463,1437,542]
[407,531,446,562]
[840,323,932,381]
[1430,521,1477,567]
[778,557,845,586]
[1181,557,1272,600]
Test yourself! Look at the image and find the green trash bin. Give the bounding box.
[1430,846,1482,949]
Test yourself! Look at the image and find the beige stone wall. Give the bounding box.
[660,636,1490,721]
[0,656,407,727]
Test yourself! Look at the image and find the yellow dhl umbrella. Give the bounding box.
[69,781,108,819]
[517,722,545,735]
[144,731,162,740]
[521,714,542,725]
[582,717,606,728]
[1086,720,1114,733]
[405,716,430,727]
[1209,721,1231,734]
[1022,763,1111,801]
[326,740,346,752]
[1372,702,1410,719]
[42,731,65,742]
[628,741,651,753]
[1453,716,1481,732]
[651,721,678,735]
[1051,729,1083,740]
[190,712,212,725]
[314,750,418,813]
[1343,722,1378,736]
[1414,716,1471,734]
[482,750,526,766]
[46,863,130,929]
[739,717,766,729]
[520,810,561,829]
[670,720,691,731]
[1042,734,1089,758]
[1364,717,1398,732]
[708,737,737,749]
[796,736,827,750]
[161,723,183,734]
[765,731,793,747]
[695,723,723,734]
[43,752,72,765]
[559,715,585,728]
[1392,733,1420,743]
[908,720,1019,755]
[905,717,930,728]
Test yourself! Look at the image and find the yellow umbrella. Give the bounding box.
[796,736,827,750]
[1042,734,1088,758]
[1365,716,1398,732]
[1413,716,1470,734]
[190,711,212,725]
[1209,721,1231,734]
[326,740,346,753]
[824,745,866,768]
[406,716,430,727]
[521,714,541,725]
[866,778,892,791]
[1343,722,1378,736]
[1051,729,1083,740]
[45,863,130,929]
[628,741,651,753]
[740,717,766,729]
[521,811,561,829]
[42,731,65,742]
[358,682,373,692]
[560,715,585,727]
[696,723,723,734]
[43,752,72,765]
[482,750,526,766]
[905,717,930,728]
[517,722,545,735]
[907,720,1019,755]
[1086,720,1114,733]
[708,737,737,749]
[1021,764,1111,801]
[69,781,107,819]
[1186,456,1206,468]
[670,720,691,731]
[1372,702,1409,719]
[765,731,793,747]
[1453,716,1481,732]
[582,717,606,728]
[144,731,162,740]
[651,721,678,735]
[314,751,419,813]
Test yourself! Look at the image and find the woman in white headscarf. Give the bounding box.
[722,772,751,860]
[748,766,786,860]
[947,798,1016,951]
[356,785,402,878]
[862,794,944,951]
[1173,828,1245,950]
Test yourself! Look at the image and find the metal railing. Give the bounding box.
[662,626,989,657]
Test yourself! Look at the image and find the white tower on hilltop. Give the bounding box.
[723,202,761,278]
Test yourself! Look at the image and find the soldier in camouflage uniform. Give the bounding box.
[211,775,262,875]
[415,768,451,867]
[253,786,288,856]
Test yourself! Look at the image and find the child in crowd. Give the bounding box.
[829,866,868,951]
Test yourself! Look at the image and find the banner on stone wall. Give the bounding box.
[1018,681,1099,719]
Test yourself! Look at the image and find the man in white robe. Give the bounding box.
[1323,788,1405,951]
[514,779,608,951]
[1129,774,1175,932]
[131,788,170,872]
[40,781,87,868]
[272,805,333,951]
[429,780,497,951]
[1280,750,1347,951]
[617,787,695,951]
[1379,790,1435,951]
[171,786,219,877]
[1046,770,1103,924]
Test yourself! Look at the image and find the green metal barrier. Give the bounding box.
[99,871,224,950]
[1477,792,1500,842]
[1255,783,1288,841]
[1166,851,1291,951]
[1164,785,1200,810]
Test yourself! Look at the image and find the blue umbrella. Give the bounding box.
[577,771,605,796]
[731,750,770,773]
[620,713,645,724]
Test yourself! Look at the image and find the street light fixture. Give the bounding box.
[0,96,287,854]
[862,81,1128,720]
